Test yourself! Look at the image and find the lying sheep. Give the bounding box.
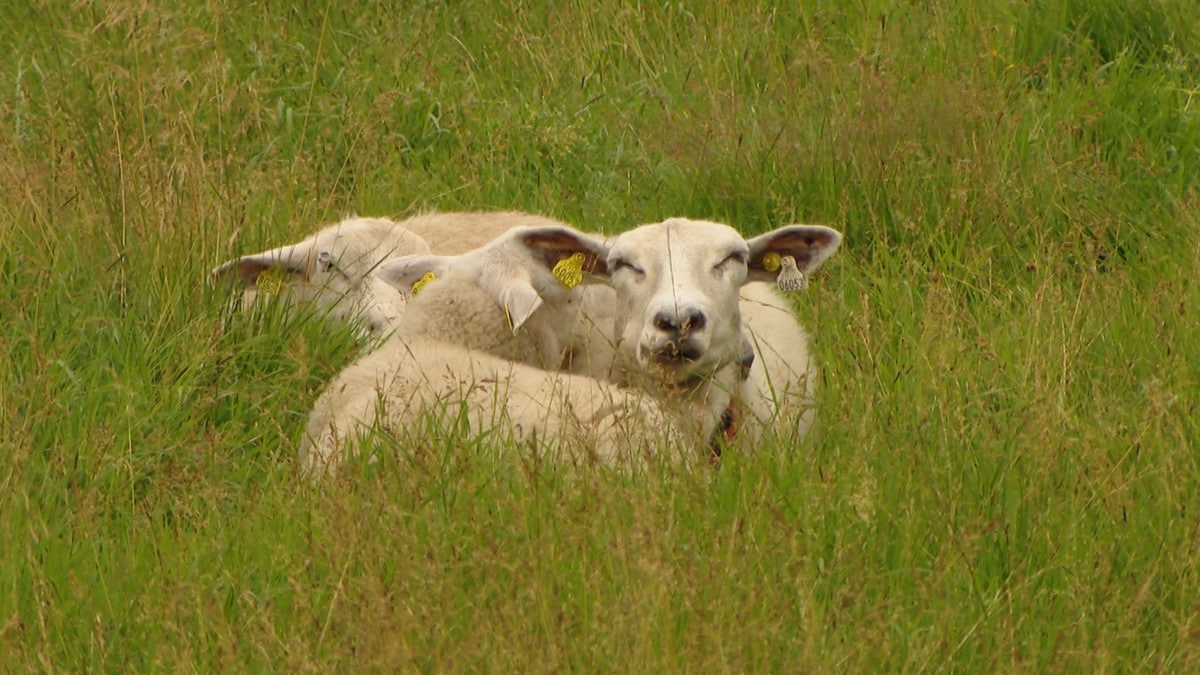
[373,225,615,370]
[212,211,568,335]
[374,242,619,377]
[436,217,842,447]
[211,216,430,333]
[301,224,691,476]
[601,217,842,445]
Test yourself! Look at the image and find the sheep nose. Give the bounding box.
[652,309,706,335]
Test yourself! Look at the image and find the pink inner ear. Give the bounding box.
[775,229,839,251]
[518,228,610,276]
[762,227,841,268]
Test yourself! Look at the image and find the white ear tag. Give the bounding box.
[776,255,807,291]
[762,252,806,292]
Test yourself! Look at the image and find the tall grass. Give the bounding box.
[2,0,1198,669]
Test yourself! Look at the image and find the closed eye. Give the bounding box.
[715,251,747,271]
[612,258,645,276]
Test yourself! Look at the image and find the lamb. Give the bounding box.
[212,211,569,335]
[300,224,691,476]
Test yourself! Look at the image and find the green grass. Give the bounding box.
[3,0,1199,670]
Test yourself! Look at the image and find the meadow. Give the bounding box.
[2,0,1199,670]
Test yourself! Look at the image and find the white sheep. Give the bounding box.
[300,224,693,476]
[600,217,842,446]
[373,236,620,376]
[374,224,615,369]
[212,211,569,335]
[211,216,429,333]
[429,217,842,448]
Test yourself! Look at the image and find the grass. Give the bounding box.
[2,0,1199,670]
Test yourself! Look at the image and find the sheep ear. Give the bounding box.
[498,283,544,333]
[745,225,842,285]
[211,241,315,287]
[515,226,611,280]
[375,255,453,296]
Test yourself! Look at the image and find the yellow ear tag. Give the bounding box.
[761,252,782,273]
[257,268,287,296]
[552,252,586,290]
[776,255,807,292]
[410,272,437,296]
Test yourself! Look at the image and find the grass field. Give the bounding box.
[2,0,1199,670]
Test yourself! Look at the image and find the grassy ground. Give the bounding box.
[2,0,1199,670]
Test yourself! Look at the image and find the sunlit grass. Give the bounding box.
[1,0,1198,670]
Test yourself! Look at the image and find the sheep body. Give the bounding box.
[734,283,818,443]
[399,211,570,255]
[301,224,688,475]
[300,334,687,476]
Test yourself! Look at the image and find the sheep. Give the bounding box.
[211,216,429,333]
[429,217,842,448]
[212,211,569,335]
[600,217,842,446]
[373,224,616,370]
[300,224,694,476]
[372,235,619,377]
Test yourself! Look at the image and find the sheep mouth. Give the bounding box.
[628,340,727,389]
[644,339,705,365]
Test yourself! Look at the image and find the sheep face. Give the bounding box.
[212,217,431,333]
[605,218,842,386]
[605,219,750,385]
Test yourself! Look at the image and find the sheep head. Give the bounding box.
[374,224,609,334]
[212,217,431,333]
[602,218,841,387]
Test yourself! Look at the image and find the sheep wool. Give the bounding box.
[301,224,691,476]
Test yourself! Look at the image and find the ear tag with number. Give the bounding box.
[762,251,807,292]
[552,252,586,289]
